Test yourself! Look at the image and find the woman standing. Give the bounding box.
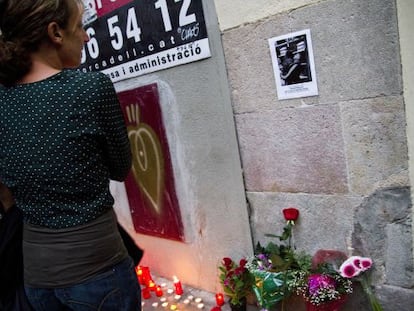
[0,0,140,310]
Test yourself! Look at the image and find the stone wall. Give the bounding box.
[112,0,253,293]
[219,0,413,309]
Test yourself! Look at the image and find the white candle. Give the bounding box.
[197,303,204,309]
[195,298,203,303]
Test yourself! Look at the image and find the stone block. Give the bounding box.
[352,187,412,283]
[246,192,363,256]
[385,223,414,287]
[377,285,414,311]
[290,0,401,102]
[236,104,348,194]
[222,0,401,113]
[340,96,408,195]
[222,14,292,113]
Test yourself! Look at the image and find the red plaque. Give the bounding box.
[117,84,184,241]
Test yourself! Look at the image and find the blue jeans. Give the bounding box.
[25,257,141,311]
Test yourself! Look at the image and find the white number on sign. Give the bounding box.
[155,0,196,32]
[126,7,142,42]
[176,0,196,26]
[155,0,172,32]
[107,15,123,50]
[84,27,100,59]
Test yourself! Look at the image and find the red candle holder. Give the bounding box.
[173,276,183,295]
[147,280,156,291]
[141,266,151,286]
[215,293,225,306]
[142,287,151,299]
[155,285,163,297]
[135,266,144,285]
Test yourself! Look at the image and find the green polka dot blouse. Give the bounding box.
[0,70,131,229]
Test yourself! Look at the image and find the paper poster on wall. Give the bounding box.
[117,84,184,241]
[79,0,211,82]
[268,29,318,100]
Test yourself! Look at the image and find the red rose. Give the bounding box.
[239,258,247,268]
[234,267,244,276]
[283,207,299,222]
[222,257,233,269]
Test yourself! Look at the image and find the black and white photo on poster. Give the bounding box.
[268,29,318,100]
[79,0,211,82]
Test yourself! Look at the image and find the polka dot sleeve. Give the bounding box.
[94,74,132,181]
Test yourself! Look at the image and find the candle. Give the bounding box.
[148,280,156,291]
[170,305,177,311]
[155,286,163,297]
[142,288,151,299]
[161,302,169,308]
[160,297,167,302]
[195,298,203,303]
[197,303,204,309]
[173,276,183,295]
[215,293,225,306]
[152,302,159,308]
[174,294,181,300]
[183,299,190,304]
[141,266,151,286]
[135,266,144,285]
[167,288,174,294]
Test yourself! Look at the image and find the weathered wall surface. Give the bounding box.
[214,0,322,31]
[107,0,413,308]
[112,0,253,293]
[219,0,413,309]
[397,0,414,263]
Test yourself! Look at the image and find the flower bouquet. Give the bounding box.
[247,208,312,310]
[291,266,353,311]
[339,256,383,311]
[218,257,253,310]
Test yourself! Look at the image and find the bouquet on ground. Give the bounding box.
[218,257,253,307]
[246,208,312,310]
[290,250,353,310]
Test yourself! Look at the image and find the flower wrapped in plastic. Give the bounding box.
[292,269,352,311]
[247,207,312,310]
[248,265,295,310]
[289,250,353,311]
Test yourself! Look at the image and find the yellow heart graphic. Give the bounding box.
[126,104,164,214]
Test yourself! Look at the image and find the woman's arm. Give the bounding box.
[96,74,132,181]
